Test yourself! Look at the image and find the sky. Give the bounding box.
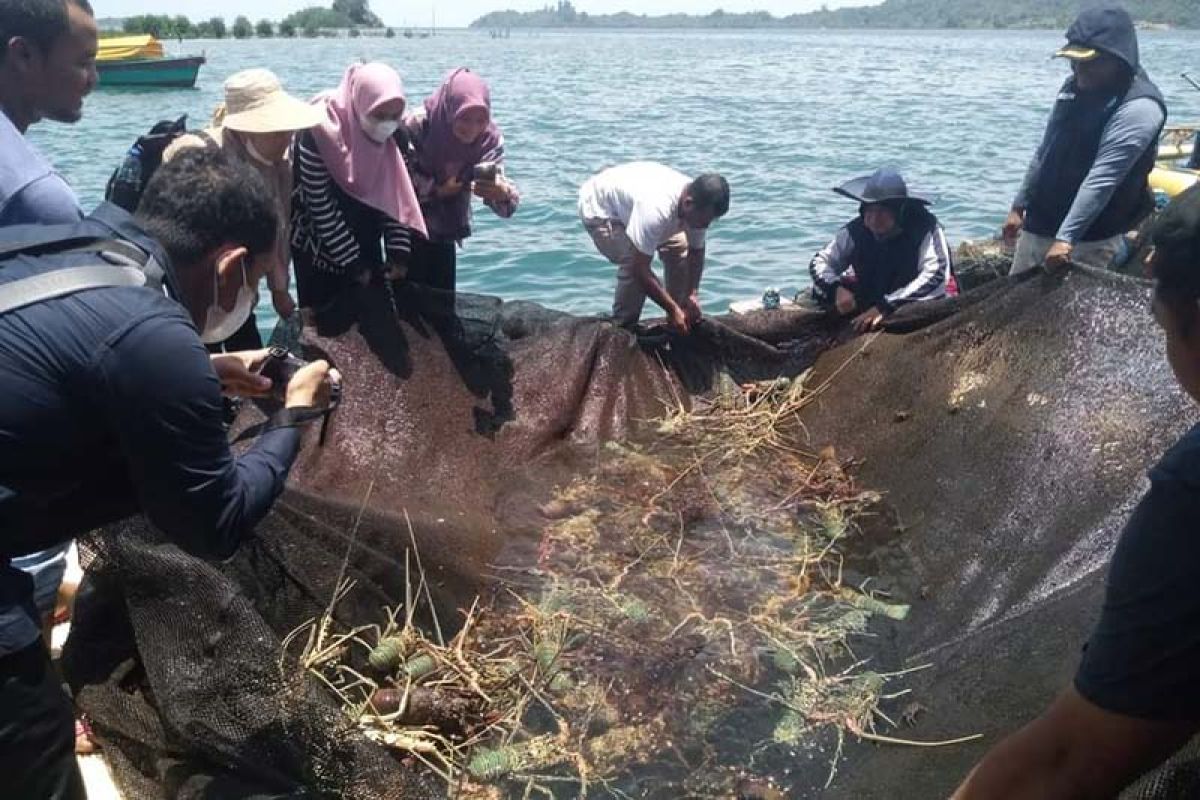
[98,0,878,30]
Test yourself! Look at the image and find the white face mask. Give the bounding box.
[201,257,258,344]
[244,137,275,166]
[360,114,400,144]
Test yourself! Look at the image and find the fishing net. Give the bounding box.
[792,265,1198,799]
[60,263,1200,798]
[61,282,858,799]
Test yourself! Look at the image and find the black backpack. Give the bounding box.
[104,115,191,212]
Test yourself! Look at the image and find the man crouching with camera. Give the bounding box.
[0,147,339,799]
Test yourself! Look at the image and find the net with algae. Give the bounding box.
[290,363,980,798]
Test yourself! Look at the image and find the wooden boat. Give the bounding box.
[96,35,205,88]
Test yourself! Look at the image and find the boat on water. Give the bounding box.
[1152,123,1199,198]
[96,35,205,88]
[1151,71,1200,198]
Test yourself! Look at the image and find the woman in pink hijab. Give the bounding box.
[291,62,428,317]
[398,67,520,294]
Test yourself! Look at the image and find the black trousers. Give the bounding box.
[406,237,457,293]
[0,641,85,800]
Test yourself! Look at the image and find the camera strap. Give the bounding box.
[231,395,341,447]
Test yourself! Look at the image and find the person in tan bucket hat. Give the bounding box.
[166,68,323,348]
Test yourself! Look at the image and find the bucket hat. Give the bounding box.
[219,69,324,134]
[833,168,931,206]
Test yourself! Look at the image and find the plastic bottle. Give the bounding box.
[114,144,143,189]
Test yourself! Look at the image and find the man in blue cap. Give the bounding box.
[1003,4,1166,274]
[808,168,955,332]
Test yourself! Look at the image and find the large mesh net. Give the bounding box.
[60,264,1200,798]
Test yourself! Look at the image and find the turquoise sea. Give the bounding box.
[28,28,1200,331]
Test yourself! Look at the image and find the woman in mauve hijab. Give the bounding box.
[397,68,520,295]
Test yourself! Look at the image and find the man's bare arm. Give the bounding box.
[953,687,1194,800]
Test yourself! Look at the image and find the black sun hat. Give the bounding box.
[833,168,932,206]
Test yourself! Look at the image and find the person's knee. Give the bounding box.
[612,287,641,316]
[612,280,646,326]
[591,240,628,267]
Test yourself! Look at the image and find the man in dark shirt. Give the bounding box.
[0,148,339,799]
[1002,5,1166,274]
[2,0,99,714]
[954,184,1200,797]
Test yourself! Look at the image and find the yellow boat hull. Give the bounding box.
[1150,166,1199,198]
[1152,124,1198,197]
[97,35,164,62]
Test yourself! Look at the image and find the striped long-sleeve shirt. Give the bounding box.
[293,134,413,274]
[809,219,955,313]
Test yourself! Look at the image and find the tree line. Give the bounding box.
[471,0,1200,30]
[119,0,391,40]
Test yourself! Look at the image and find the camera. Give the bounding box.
[256,346,309,402]
[472,161,501,183]
[233,346,342,447]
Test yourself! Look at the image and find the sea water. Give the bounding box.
[29,28,1200,333]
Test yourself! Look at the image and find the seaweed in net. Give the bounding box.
[288,362,979,797]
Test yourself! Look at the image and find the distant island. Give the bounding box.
[471,0,1200,30]
[103,0,408,39]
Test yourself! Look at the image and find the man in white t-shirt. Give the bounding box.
[578,162,730,333]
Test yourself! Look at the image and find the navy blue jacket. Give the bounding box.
[0,204,300,654]
[1024,8,1167,241]
[843,206,943,312]
[1024,72,1165,241]
[810,203,953,314]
